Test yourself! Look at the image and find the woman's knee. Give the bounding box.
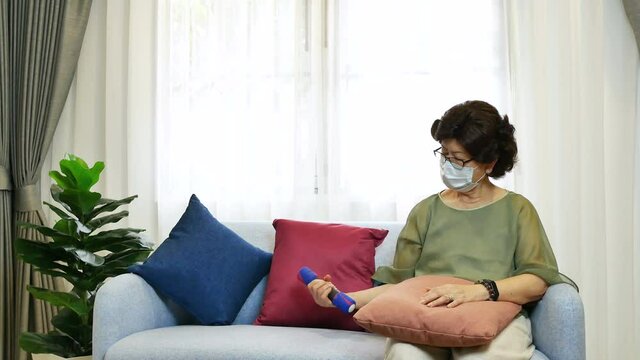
[384,338,450,360]
[453,315,534,360]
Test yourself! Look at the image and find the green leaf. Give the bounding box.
[99,249,151,275]
[49,170,75,191]
[87,210,129,230]
[70,249,105,267]
[53,219,79,237]
[43,201,75,221]
[58,189,102,218]
[95,239,151,253]
[92,228,145,237]
[87,195,137,221]
[17,221,78,248]
[27,286,90,317]
[31,269,82,288]
[19,331,78,357]
[88,159,106,182]
[51,173,102,218]
[104,248,152,263]
[73,278,102,293]
[97,197,114,204]
[18,222,77,243]
[75,220,92,234]
[51,308,91,349]
[53,218,90,237]
[15,238,78,268]
[25,261,78,278]
[50,184,73,213]
[15,238,86,288]
[84,232,152,253]
[59,155,104,192]
[66,154,89,168]
[90,266,130,281]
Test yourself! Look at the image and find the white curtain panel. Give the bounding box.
[155,0,511,237]
[325,0,512,220]
[43,0,159,242]
[506,0,639,358]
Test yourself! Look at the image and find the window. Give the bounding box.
[157,0,510,229]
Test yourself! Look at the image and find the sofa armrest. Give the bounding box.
[529,283,585,360]
[93,273,194,360]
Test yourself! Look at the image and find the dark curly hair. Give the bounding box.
[430,100,517,178]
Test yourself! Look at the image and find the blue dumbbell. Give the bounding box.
[298,266,356,314]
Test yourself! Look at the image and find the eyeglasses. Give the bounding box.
[433,147,474,170]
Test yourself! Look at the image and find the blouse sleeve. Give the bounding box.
[512,198,574,287]
[372,199,430,284]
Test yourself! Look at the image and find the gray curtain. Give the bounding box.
[0,1,92,360]
[625,0,640,53]
[0,2,14,360]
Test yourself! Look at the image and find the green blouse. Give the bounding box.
[373,192,574,288]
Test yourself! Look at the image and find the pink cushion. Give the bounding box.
[254,219,387,331]
[353,275,522,347]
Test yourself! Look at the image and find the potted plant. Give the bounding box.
[15,154,154,360]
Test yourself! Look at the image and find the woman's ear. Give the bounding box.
[486,160,497,174]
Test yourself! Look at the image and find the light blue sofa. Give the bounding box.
[93,222,585,360]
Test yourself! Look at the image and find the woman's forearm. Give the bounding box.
[495,274,548,304]
[347,284,394,310]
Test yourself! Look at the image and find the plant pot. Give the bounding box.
[32,354,91,360]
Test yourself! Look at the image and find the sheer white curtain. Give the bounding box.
[155,0,309,235]
[43,0,159,242]
[326,1,511,220]
[506,0,639,358]
[156,0,510,237]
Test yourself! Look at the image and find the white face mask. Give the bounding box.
[439,156,486,192]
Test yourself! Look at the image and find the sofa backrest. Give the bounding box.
[224,221,405,325]
[225,221,404,269]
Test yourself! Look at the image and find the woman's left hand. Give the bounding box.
[419,283,488,308]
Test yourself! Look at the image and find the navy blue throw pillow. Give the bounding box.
[129,194,272,325]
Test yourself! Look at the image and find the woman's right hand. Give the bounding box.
[306,274,336,308]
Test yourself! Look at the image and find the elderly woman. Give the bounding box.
[308,100,572,360]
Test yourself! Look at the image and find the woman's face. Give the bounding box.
[439,139,493,181]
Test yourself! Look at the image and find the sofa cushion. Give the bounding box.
[353,275,522,347]
[103,324,551,360]
[105,325,387,360]
[232,276,268,325]
[129,194,272,325]
[254,219,388,331]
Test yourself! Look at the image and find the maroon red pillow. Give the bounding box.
[254,219,388,331]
